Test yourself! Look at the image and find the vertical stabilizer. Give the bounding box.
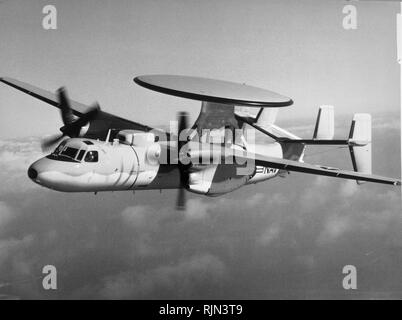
[256,108,278,127]
[348,113,372,183]
[313,105,334,140]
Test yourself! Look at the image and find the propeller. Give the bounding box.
[176,111,190,210]
[41,88,100,152]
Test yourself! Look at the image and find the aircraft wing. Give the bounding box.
[0,77,153,134]
[237,150,401,186]
[0,77,90,115]
[187,145,401,186]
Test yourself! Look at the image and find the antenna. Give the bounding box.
[397,3,402,64]
[398,3,402,197]
[105,129,112,144]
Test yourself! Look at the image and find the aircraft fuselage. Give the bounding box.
[28,137,281,196]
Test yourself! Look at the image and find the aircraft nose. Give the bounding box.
[27,157,82,191]
[27,166,38,180]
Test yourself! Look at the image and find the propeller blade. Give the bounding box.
[176,187,186,210]
[41,134,64,152]
[42,88,101,152]
[60,103,100,137]
[71,103,100,129]
[176,111,190,211]
[57,87,75,125]
[178,111,188,146]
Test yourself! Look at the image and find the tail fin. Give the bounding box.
[255,108,278,127]
[348,113,372,183]
[313,105,334,140]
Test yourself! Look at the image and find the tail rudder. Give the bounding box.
[348,113,372,183]
[255,108,278,127]
[313,105,334,140]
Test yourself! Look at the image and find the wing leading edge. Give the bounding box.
[0,77,153,135]
[0,77,88,115]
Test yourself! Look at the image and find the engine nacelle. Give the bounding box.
[117,130,157,146]
[146,143,162,165]
[187,163,252,196]
[115,130,162,186]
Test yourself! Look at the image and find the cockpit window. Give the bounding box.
[53,141,67,155]
[46,141,97,163]
[85,151,98,162]
[76,149,86,161]
[60,147,79,159]
[47,145,80,162]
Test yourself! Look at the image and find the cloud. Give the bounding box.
[0,138,43,169]
[100,253,226,299]
[299,177,402,246]
[298,176,332,213]
[121,205,150,228]
[0,201,14,230]
[185,198,211,220]
[372,115,400,130]
[0,235,34,270]
[0,138,44,195]
[258,222,281,246]
[339,180,359,197]
[0,110,399,300]
[317,214,352,245]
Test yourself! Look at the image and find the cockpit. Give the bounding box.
[47,139,99,163]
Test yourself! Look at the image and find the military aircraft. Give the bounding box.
[0,75,400,209]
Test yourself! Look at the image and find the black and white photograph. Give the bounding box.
[0,0,401,307]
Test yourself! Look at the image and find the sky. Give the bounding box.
[0,0,401,300]
[0,0,400,137]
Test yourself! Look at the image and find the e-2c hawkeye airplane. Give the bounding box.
[0,75,400,209]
